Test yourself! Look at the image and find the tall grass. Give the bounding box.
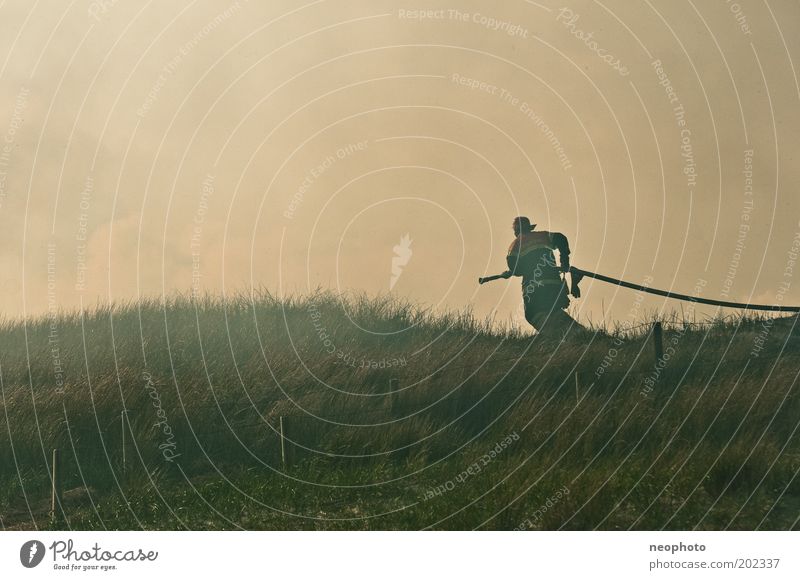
[0,292,798,530]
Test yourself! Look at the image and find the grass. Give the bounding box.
[0,290,799,530]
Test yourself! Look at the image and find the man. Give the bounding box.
[501,216,580,337]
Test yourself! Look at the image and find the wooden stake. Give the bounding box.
[279,416,287,468]
[653,321,664,364]
[121,410,127,473]
[574,372,580,404]
[389,378,400,413]
[50,448,62,522]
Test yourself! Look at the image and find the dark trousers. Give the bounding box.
[522,278,578,337]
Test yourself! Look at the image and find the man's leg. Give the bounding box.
[524,284,583,338]
[523,286,556,335]
[522,281,541,331]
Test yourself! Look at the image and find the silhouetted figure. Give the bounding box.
[504,216,581,338]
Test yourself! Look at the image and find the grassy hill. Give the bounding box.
[1,291,799,530]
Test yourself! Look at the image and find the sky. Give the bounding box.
[0,0,798,329]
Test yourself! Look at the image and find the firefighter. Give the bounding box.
[502,216,580,337]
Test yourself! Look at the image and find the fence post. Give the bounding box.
[279,416,286,468]
[653,322,664,364]
[279,416,291,469]
[389,378,400,414]
[50,448,62,523]
[121,410,127,473]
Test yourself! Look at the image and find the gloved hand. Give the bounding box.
[570,269,583,298]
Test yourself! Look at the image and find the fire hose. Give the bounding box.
[479,267,800,313]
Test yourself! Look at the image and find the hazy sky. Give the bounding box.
[1,0,798,328]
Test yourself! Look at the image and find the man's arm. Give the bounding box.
[550,232,571,271]
[506,239,522,276]
[506,254,520,276]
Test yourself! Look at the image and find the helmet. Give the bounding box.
[512,216,535,233]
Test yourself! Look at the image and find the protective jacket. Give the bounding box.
[506,230,570,285]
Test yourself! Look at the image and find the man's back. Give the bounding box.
[506,230,564,283]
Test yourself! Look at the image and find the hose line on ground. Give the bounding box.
[569,267,800,313]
